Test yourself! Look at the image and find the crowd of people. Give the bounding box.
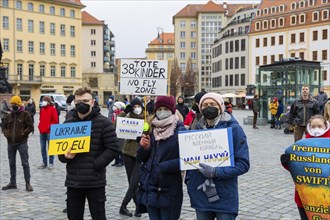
[0,84,329,220]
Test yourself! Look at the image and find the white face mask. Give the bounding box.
[29,100,33,104]
[42,101,48,107]
[112,106,118,111]
[133,107,142,115]
[156,110,172,120]
[310,128,325,137]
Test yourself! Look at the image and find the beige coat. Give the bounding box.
[324,101,330,122]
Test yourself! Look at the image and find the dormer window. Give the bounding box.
[263,8,269,15]
[279,17,285,27]
[256,9,261,16]
[270,19,276,28]
[299,1,305,8]
[309,0,315,6]
[313,11,319,21]
[279,5,285,12]
[291,2,296,10]
[271,6,276,13]
[255,21,261,30]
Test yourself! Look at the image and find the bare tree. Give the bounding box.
[169,58,182,98]
[182,58,198,97]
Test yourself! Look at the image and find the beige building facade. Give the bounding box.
[0,0,84,104]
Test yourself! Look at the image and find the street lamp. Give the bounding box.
[157,27,164,60]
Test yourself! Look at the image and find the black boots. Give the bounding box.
[2,182,17,190]
[26,181,33,191]
[119,205,133,217]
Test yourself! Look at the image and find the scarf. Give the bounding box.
[152,114,178,141]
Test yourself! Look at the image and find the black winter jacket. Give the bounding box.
[58,106,119,188]
[289,96,319,126]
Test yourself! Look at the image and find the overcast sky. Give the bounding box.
[81,0,259,59]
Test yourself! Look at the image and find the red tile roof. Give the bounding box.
[82,11,104,25]
[149,33,175,45]
[54,0,85,8]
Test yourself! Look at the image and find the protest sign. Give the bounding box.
[178,128,234,171]
[284,138,330,220]
[120,59,168,95]
[48,121,92,155]
[116,117,144,140]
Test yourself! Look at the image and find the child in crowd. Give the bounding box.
[280,114,330,220]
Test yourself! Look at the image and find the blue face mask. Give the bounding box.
[156,110,172,120]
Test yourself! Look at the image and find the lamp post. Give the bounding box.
[157,27,164,60]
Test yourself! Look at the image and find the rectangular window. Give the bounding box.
[39,21,45,34]
[291,33,296,43]
[263,37,267,47]
[230,58,233,69]
[191,42,196,48]
[235,40,239,52]
[323,70,327,81]
[91,29,96,35]
[263,56,267,65]
[70,67,76,77]
[256,56,260,65]
[241,56,246,69]
[17,64,23,79]
[235,74,239,86]
[230,41,233,52]
[225,58,228,70]
[291,52,295,57]
[180,52,185,59]
[323,29,328,40]
[225,42,229,53]
[3,16,9,29]
[300,32,305,42]
[191,52,196,59]
[299,52,304,60]
[60,44,66,56]
[91,40,96,46]
[313,30,318,41]
[241,39,246,51]
[70,10,75,18]
[225,75,228,86]
[50,43,55,55]
[3,38,9,51]
[40,42,45,54]
[70,45,75,57]
[241,74,245,86]
[50,23,55,35]
[60,8,65,16]
[50,66,56,77]
[271,55,275,64]
[180,31,185,38]
[279,54,283,60]
[279,35,283,45]
[180,42,185,48]
[28,41,34,53]
[256,38,260,48]
[16,18,22,31]
[180,20,186,27]
[61,66,66,77]
[3,0,9,7]
[271,36,275,46]
[235,57,239,69]
[70,26,75,37]
[60,24,65,36]
[190,31,196,38]
[312,51,317,60]
[28,20,34,33]
[229,75,233,86]
[17,40,23,52]
[91,51,96,57]
[322,50,327,60]
[29,64,34,80]
[40,65,45,77]
[91,62,96,68]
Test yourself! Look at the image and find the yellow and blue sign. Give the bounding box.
[48,121,92,155]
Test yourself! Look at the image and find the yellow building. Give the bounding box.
[0,0,84,104]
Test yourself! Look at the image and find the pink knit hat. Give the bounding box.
[199,92,225,113]
[155,96,176,114]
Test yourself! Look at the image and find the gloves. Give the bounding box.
[199,163,216,178]
[197,179,219,203]
[280,154,290,165]
[124,104,133,114]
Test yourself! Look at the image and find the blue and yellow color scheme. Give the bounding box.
[48,121,92,156]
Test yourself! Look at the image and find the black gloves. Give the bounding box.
[124,104,133,114]
[280,154,290,165]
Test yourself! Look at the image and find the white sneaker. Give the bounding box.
[48,164,54,170]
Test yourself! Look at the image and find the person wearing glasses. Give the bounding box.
[58,86,119,220]
[185,92,250,220]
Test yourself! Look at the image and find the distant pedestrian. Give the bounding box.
[0,99,10,129]
[252,95,260,129]
[316,87,328,114]
[275,99,284,129]
[145,96,155,115]
[224,100,233,114]
[107,95,115,118]
[38,96,59,169]
[269,97,278,128]
[324,98,330,122]
[58,86,119,220]
[2,96,34,191]
[111,101,125,167]
[288,85,319,142]
[184,91,207,130]
[176,96,189,121]
[185,92,249,220]
[25,98,36,127]
[138,96,185,220]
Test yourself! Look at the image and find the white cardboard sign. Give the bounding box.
[120,59,168,96]
[115,117,144,140]
[178,128,235,171]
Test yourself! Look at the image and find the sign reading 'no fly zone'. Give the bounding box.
[120,59,168,96]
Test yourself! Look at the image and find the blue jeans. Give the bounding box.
[196,211,237,220]
[7,143,31,183]
[40,133,53,165]
[147,205,171,220]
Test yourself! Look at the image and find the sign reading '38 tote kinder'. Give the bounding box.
[120,59,168,96]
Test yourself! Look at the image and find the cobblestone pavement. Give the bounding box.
[0,109,300,220]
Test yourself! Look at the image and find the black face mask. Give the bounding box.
[202,106,219,120]
[12,105,19,112]
[75,102,90,114]
[192,104,200,113]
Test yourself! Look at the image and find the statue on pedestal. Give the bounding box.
[0,40,12,94]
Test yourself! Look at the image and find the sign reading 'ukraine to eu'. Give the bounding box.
[48,121,92,156]
[285,138,330,220]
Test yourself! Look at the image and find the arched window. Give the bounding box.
[256,9,261,16]
[299,0,305,8]
[28,2,33,11]
[255,22,260,30]
[271,6,277,13]
[291,15,297,25]
[271,19,276,28]
[313,11,319,21]
[279,17,285,27]
[291,2,296,10]
[322,10,329,20]
[263,8,269,15]
[263,20,268,29]
[299,14,306,23]
[279,5,285,12]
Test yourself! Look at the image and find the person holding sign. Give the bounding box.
[58,86,119,220]
[185,93,249,220]
[280,115,330,220]
[137,96,185,220]
[2,96,34,191]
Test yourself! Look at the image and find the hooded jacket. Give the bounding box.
[185,113,249,214]
[3,107,34,146]
[176,96,189,120]
[58,106,119,188]
[38,105,59,134]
